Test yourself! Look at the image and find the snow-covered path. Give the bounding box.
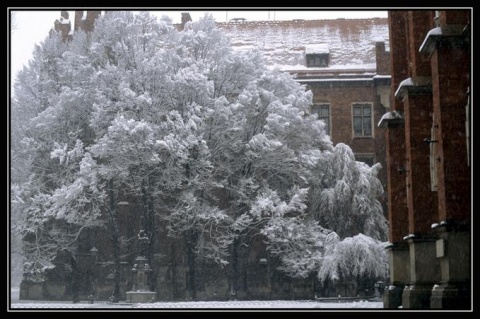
[11,300,382,309]
[10,288,382,309]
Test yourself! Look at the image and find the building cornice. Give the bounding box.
[419,24,470,56]
[394,77,432,100]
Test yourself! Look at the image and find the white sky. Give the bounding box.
[9,9,388,86]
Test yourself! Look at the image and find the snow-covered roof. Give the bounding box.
[305,44,329,55]
[217,18,389,72]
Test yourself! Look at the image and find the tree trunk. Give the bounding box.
[231,237,239,300]
[69,253,80,303]
[184,229,197,300]
[170,242,179,299]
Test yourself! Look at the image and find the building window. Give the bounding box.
[311,104,330,135]
[306,54,329,67]
[352,103,373,137]
[355,153,375,166]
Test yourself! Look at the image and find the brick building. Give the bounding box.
[379,10,471,309]
[52,10,101,40]
[215,17,391,181]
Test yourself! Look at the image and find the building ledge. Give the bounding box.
[394,77,432,99]
[378,110,404,128]
[402,233,437,243]
[384,241,409,250]
[373,74,391,86]
[419,24,470,55]
[431,219,470,232]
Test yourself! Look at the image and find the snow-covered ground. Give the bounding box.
[10,288,383,310]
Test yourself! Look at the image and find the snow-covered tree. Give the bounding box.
[310,143,387,241]
[256,187,328,278]
[11,31,99,283]
[12,11,388,299]
[317,233,388,294]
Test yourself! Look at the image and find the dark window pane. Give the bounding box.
[352,104,372,137]
[364,119,372,136]
[320,106,329,116]
[312,104,330,135]
[354,117,363,135]
[324,121,330,135]
[356,155,375,166]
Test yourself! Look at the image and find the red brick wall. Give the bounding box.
[407,11,433,78]
[54,11,71,42]
[74,11,101,32]
[388,9,470,233]
[402,93,438,234]
[385,126,408,242]
[74,11,83,31]
[438,10,470,26]
[309,85,383,154]
[431,46,470,222]
[376,42,391,75]
[388,11,408,112]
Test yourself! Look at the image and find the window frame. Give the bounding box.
[306,53,329,68]
[354,153,376,167]
[311,103,331,136]
[352,102,374,138]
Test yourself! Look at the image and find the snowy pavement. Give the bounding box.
[10,288,383,310]
[10,299,383,310]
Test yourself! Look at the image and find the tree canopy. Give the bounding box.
[11,12,388,289]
